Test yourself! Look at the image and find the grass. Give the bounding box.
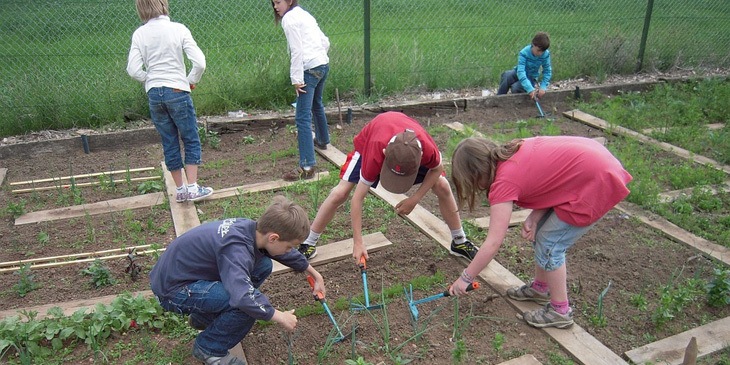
[1,0,728,137]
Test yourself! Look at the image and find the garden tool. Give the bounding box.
[404,282,480,322]
[306,275,352,343]
[535,97,546,118]
[350,256,385,311]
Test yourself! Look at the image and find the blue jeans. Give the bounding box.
[532,210,593,271]
[148,87,202,171]
[497,69,531,95]
[156,257,273,357]
[295,64,330,168]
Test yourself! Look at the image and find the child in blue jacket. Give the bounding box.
[150,195,326,365]
[498,32,552,100]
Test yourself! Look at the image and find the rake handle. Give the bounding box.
[443,281,480,297]
[307,275,325,301]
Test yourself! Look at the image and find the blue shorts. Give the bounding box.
[532,210,593,271]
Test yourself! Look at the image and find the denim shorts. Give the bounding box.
[532,210,593,271]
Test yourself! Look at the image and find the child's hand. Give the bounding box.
[189,84,196,90]
[394,197,416,215]
[294,83,307,96]
[529,90,538,100]
[537,88,546,99]
[272,309,298,331]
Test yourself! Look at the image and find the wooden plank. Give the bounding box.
[642,123,725,135]
[14,192,165,225]
[210,171,330,200]
[564,110,730,175]
[471,209,532,229]
[658,181,730,203]
[0,168,7,186]
[615,202,730,266]
[272,232,391,273]
[497,354,542,365]
[0,233,388,321]
[625,317,730,365]
[162,162,200,236]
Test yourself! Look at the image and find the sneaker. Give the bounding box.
[523,303,574,329]
[282,167,315,181]
[188,314,207,331]
[450,239,478,260]
[506,282,550,304]
[298,244,318,260]
[176,190,188,203]
[188,186,214,202]
[314,138,328,150]
[192,343,247,365]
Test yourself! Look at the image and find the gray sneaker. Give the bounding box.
[176,190,188,203]
[188,186,214,202]
[506,282,550,304]
[523,303,574,329]
[192,343,246,365]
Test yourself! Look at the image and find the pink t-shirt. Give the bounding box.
[352,112,441,185]
[488,136,633,227]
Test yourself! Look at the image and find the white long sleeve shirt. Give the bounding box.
[127,15,206,93]
[281,6,330,85]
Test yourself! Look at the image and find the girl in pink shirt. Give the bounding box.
[448,136,632,329]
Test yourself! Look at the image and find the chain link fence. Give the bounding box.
[0,0,728,137]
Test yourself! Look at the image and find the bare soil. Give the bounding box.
[1,77,729,364]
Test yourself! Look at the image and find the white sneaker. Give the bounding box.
[188,186,214,202]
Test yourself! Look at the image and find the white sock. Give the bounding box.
[303,166,312,171]
[187,183,199,194]
[451,228,466,244]
[176,185,187,194]
[303,230,321,246]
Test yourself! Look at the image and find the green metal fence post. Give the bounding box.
[636,0,654,72]
[363,0,371,97]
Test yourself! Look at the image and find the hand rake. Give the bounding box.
[350,257,385,311]
[307,275,353,343]
[404,282,480,322]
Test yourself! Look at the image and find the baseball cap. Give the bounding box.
[380,129,422,194]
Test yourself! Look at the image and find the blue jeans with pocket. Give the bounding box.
[147,87,202,171]
[156,257,273,357]
[295,64,330,168]
[532,210,593,271]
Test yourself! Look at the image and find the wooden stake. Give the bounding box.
[11,176,160,194]
[682,337,698,365]
[0,244,157,268]
[0,248,167,273]
[10,167,155,186]
[335,88,343,124]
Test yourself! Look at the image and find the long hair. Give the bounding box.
[272,0,299,25]
[135,0,169,23]
[257,195,310,242]
[450,137,523,211]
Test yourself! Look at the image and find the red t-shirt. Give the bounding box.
[353,112,441,185]
[488,136,633,227]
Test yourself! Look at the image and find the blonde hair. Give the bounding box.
[135,0,169,23]
[451,137,523,211]
[257,195,310,242]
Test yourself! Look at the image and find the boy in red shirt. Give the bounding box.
[298,111,478,263]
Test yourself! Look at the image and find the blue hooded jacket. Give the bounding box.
[513,44,552,93]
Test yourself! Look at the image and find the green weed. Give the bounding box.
[13,264,41,297]
[81,259,117,288]
[706,268,730,308]
[5,200,26,219]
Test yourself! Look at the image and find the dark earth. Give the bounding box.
[1,74,729,364]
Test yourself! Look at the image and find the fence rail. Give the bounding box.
[0,0,728,137]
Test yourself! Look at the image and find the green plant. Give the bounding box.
[651,270,705,328]
[590,281,612,327]
[345,356,375,365]
[6,200,26,219]
[198,126,221,149]
[242,135,255,144]
[491,332,505,353]
[137,180,163,194]
[706,268,730,307]
[629,291,648,311]
[82,259,117,288]
[13,264,41,297]
[37,231,50,245]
